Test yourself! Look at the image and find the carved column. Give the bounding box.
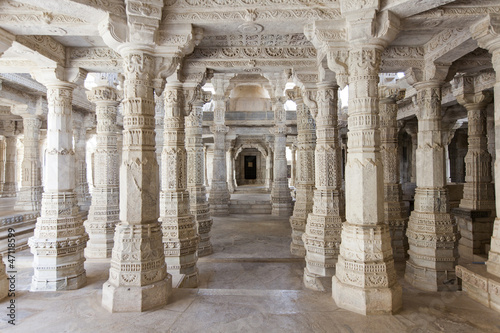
[405,125,418,184]
[465,13,500,284]
[271,96,292,216]
[226,146,236,193]
[405,81,459,291]
[379,88,408,261]
[487,104,495,180]
[290,144,296,187]
[14,114,42,211]
[73,121,91,212]
[84,85,121,258]
[160,80,198,288]
[303,80,344,291]
[102,50,170,312]
[209,76,230,215]
[453,76,495,262]
[331,46,401,315]
[186,91,213,257]
[155,91,165,176]
[265,150,273,191]
[28,71,88,291]
[289,88,316,256]
[2,121,17,197]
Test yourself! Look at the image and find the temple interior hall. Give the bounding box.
[1,0,500,331]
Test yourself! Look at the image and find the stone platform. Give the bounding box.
[0,197,39,254]
[456,264,500,313]
[229,185,272,214]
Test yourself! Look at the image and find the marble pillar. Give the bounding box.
[332,46,402,315]
[405,82,459,291]
[453,78,495,261]
[84,85,121,259]
[209,124,230,216]
[73,122,91,212]
[379,89,409,261]
[14,115,42,211]
[102,50,170,312]
[290,144,296,188]
[289,88,316,257]
[265,151,273,191]
[186,92,213,257]
[2,122,17,197]
[487,104,495,180]
[155,92,165,176]
[227,146,236,193]
[271,96,292,216]
[405,125,418,184]
[303,81,344,291]
[160,81,198,288]
[29,73,88,291]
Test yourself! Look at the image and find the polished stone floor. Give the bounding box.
[1,212,500,332]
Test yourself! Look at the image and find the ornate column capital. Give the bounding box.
[87,86,122,105]
[452,74,493,110]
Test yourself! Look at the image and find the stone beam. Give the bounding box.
[381,0,456,18]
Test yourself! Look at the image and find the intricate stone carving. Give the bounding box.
[84,85,121,259]
[28,76,88,291]
[303,79,345,291]
[102,49,171,312]
[288,87,316,257]
[160,81,199,288]
[405,80,459,292]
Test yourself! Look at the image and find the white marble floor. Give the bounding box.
[1,213,500,332]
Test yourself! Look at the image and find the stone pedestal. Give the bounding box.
[405,82,459,292]
[28,76,88,291]
[379,89,408,261]
[84,85,121,258]
[14,115,42,211]
[289,88,316,257]
[160,81,199,288]
[102,49,170,312]
[186,93,213,257]
[453,208,494,261]
[303,81,344,291]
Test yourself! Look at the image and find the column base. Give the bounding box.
[14,187,42,211]
[165,253,199,288]
[290,242,305,257]
[102,274,172,312]
[404,259,459,291]
[303,268,331,291]
[0,258,8,300]
[31,269,87,291]
[332,275,402,315]
[198,241,213,257]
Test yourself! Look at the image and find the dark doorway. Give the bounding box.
[244,155,257,179]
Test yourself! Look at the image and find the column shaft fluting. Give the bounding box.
[160,82,199,288]
[102,50,170,312]
[84,86,121,258]
[303,82,344,290]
